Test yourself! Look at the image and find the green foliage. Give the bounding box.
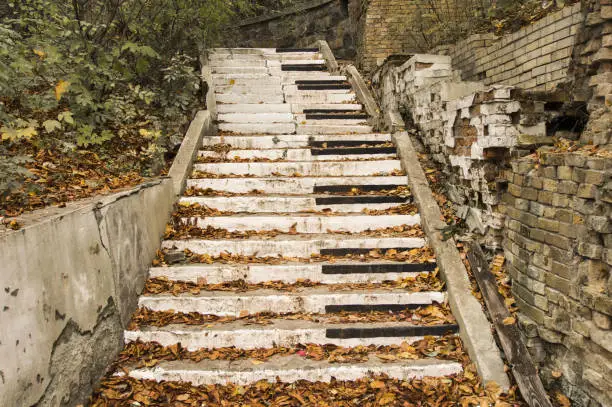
[0,0,253,200]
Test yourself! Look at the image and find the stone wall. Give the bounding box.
[432,4,584,91]
[0,111,213,406]
[503,151,611,407]
[373,54,555,248]
[226,0,356,60]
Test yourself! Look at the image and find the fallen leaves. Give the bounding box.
[90,362,525,407]
[110,335,464,371]
[143,270,445,296]
[153,246,437,266]
[128,302,456,330]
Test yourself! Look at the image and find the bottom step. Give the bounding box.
[124,356,463,386]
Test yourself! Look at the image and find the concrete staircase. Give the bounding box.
[122,48,465,386]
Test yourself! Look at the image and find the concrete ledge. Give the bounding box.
[393,131,511,391]
[315,40,339,74]
[343,65,382,129]
[168,110,214,196]
[0,107,212,405]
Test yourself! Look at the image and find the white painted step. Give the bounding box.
[215,93,284,104]
[186,175,407,194]
[202,134,392,149]
[218,113,294,123]
[296,124,374,135]
[193,160,401,177]
[148,262,431,285]
[285,92,357,104]
[138,288,445,315]
[214,78,282,87]
[198,148,396,162]
[216,104,292,114]
[214,85,282,94]
[183,214,420,233]
[162,235,426,257]
[210,59,267,67]
[211,67,270,74]
[125,320,447,350]
[179,196,406,213]
[124,357,462,386]
[218,123,296,135]
[213,73,273,80]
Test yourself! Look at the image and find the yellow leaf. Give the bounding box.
[55,80,71,101]
[556,392,571,407]
[552,370,563,379]
[378,392,396,405]
[502,316,516,325]
[370,380,386,389]
[33,49,46,59]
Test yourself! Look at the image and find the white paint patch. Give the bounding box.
[218,123,297,135]
[296,124,374,135]
[125,320,447,350]
[125,357,462,386]
[148,262,430,284]
[138,289,445,315]
[161,236,426,257]
[192,160,401,177]
[185,175,408,194]
[198,148,396,162]
[183,214,420,234]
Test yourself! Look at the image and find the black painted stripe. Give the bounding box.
[311,147,396,155]
[320,248,418,256]
[297,84,352,90]
[282,64,327,71]
[306,114,369,120]
[314,184,405,193]
[326,324,459,338]
[295,80,348,85]
[303,109,365,114]
[325,304,425,313]
[322,263,437,274]
[315,196,407,205]
[309,140,388,148]
[276,48,319,53]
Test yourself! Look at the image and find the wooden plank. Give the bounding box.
[466,241,553,407]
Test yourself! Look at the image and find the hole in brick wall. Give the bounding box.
[431,93,435,103]
[510,112,520,125]
[545,102,588,138]
[340,0,349,15]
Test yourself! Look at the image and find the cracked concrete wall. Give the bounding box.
[0,179,175,406]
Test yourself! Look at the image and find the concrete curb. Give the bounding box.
[167,110,214,197]
[315,39,339,74]
[342,65,381,129]
[393,131,511,391]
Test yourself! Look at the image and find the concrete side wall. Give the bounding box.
[0,111,213,406]
[433,4,584,91]
[225,0,357,60]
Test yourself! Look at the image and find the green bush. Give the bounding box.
[0,0,253,211]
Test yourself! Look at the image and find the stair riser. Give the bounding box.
[183,214,420,234]
[291,103,362,113]
[284,85,353,94]
[179,197,404,213]
[138,292,445,316]
[297,119,371,126]
[218,113,294,123]
[202,134,392,149]
[149,264,428,285]
[192,161,401,177]
[215,94,284,104]
[186,176,408,194]
[285,93,356,104]
[216,104,292,114]
[161,237,426,257]
[218,123,296,135]
[198,149,396,161]
[125,329,431,351]
[125,362,462,386]
[296,125,374,135]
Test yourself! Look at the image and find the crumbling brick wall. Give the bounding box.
[503,150,611,407]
